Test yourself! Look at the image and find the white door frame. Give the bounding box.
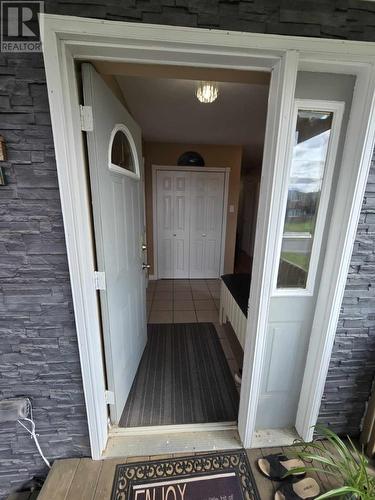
[41,13,375,458]
[151,165,230,280]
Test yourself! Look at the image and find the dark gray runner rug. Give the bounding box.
[120,322,239,427]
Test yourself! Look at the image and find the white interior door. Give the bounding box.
[156,170,190,278]
[189,172,225,278]
[82,63,147,424]
[256,99,344,429]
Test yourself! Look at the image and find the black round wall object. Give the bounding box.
[177,151,205,167]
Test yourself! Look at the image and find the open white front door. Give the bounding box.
[82,63,147,424]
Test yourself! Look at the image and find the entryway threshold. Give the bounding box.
[252,427,300,448]
[103,422,241,458]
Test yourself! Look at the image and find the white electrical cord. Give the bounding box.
[17,400,51,469]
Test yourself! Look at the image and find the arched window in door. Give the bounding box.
[109,124,140,179]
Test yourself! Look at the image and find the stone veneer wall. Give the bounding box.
[318,161,375,435]
[1,0,375,496]
[0,51,90,498]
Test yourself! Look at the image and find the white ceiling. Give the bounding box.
[116,75,269,168]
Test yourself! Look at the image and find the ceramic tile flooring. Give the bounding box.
[146,278,221,324]
[146,278,241,388]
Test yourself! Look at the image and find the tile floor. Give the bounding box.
[146,278,241,389]
[147,279,221,324]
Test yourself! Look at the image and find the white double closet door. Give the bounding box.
[156,169,225,279]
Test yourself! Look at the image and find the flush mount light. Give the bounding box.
[196,81,219,103]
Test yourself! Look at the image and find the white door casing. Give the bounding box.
[189,172,225,279]
[237,51,300,446]
[156,170,190,278]
[82,63,147,424]
[42,14,375,457]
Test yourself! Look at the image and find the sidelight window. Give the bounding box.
[275,100,344,293]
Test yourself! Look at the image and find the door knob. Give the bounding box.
[141,243,147,251]
[142,263,151,270]
[202,233,207,237]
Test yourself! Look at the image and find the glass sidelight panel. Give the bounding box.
[277,108,334,289]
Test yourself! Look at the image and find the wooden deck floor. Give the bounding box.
[37,442,343,500]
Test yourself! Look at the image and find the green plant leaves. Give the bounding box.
[316,485,361,499]
[285,425,375,500]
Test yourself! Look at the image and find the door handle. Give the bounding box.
[202,234,207,237]
[141,243,147,251]
[142,263,151,270]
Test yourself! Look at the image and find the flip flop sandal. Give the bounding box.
[274,478,320,500]
[257,453,306,481]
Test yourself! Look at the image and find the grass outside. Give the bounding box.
[284,219,314,233]
[281,251,310,271]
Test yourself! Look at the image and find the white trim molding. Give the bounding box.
[41,13,375,458]
[238,50,300,447]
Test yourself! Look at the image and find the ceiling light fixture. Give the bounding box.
[196,81,219,103]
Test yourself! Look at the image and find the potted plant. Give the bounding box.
[287,426,375,499]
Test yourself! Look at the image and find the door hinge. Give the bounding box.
[94,271,106,290]
[104,390,115,405]
[80,105,93,131]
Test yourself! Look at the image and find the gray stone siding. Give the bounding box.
[0,52,90,499]
[318,161,375,435]
[46,1,375,42]
[1,0,375,497]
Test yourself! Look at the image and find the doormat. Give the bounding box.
[111,449,260,500]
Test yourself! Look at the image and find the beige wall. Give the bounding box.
[143,141,242,276]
